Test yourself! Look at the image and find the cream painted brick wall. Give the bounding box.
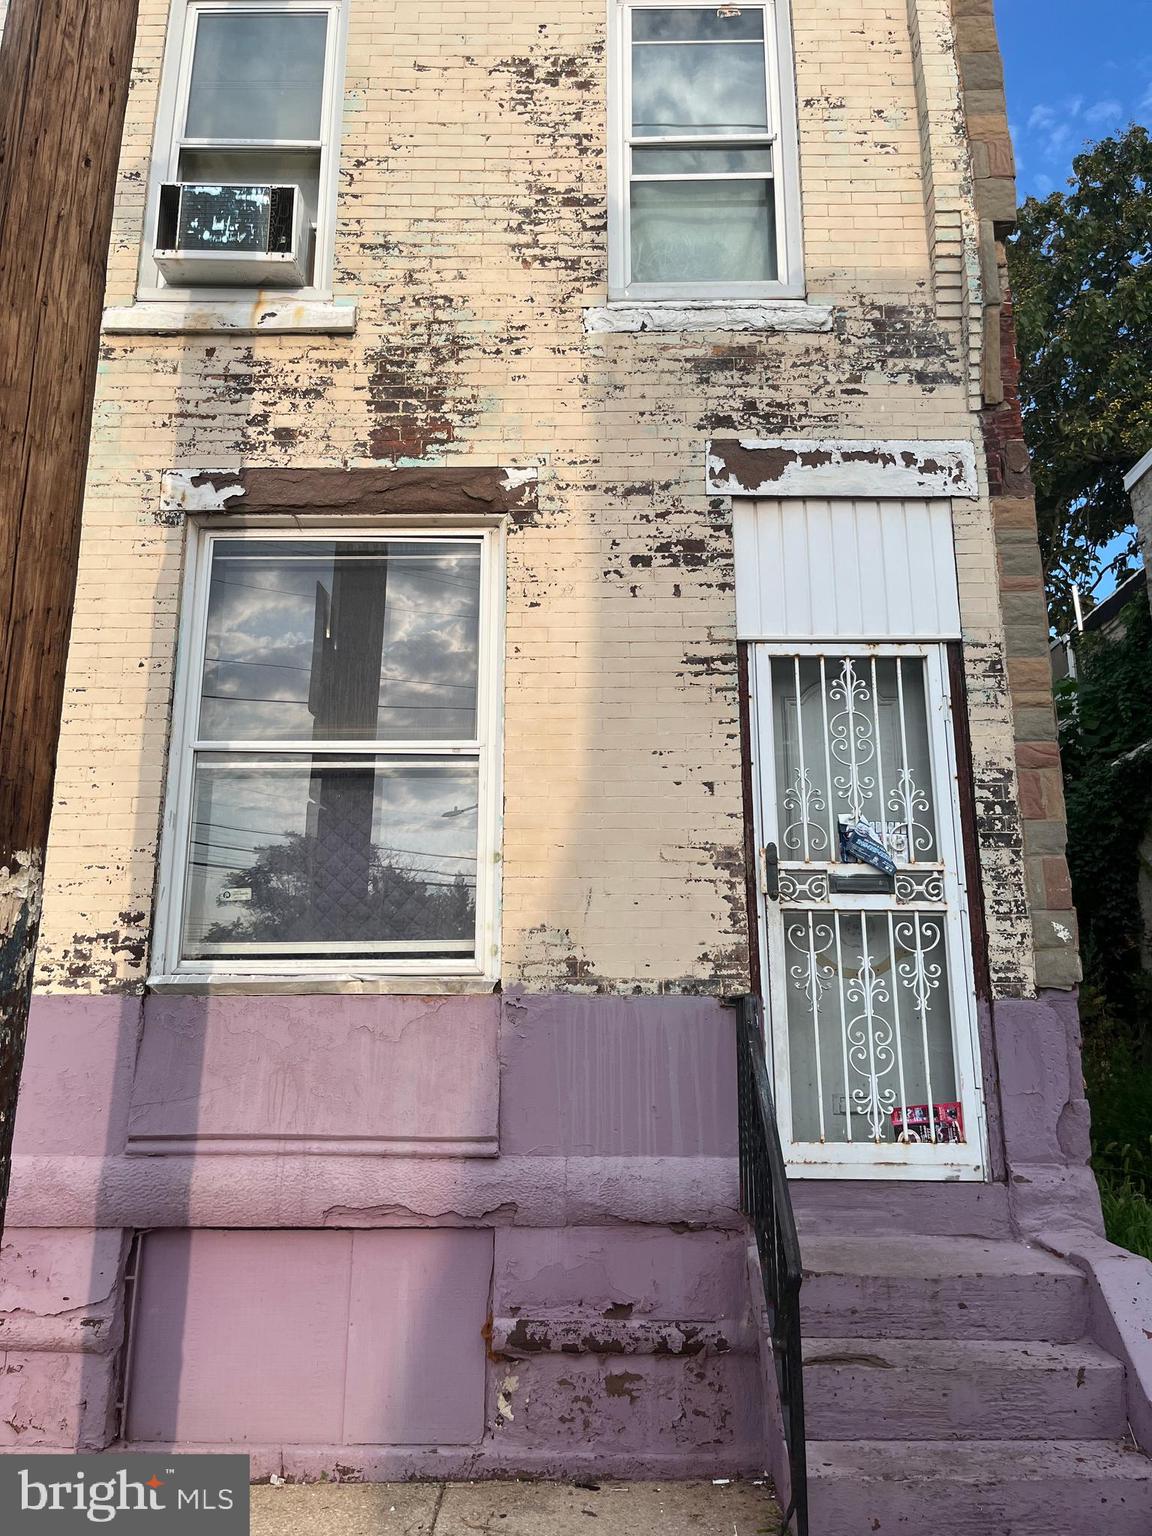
[33,0,1032,997]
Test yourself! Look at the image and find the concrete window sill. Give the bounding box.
[147,974,499,997]
[583,299,835,334]
[102,299,358,335]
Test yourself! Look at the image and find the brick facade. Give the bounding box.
[15,0,1063,1003]
[0,0,1116,1484]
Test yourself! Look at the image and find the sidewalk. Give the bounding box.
[250,1479,782,1536]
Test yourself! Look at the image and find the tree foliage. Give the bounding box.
[1057,598,1152,1041]
[1008,125,1152,630]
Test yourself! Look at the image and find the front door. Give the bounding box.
[748,643,986,1178]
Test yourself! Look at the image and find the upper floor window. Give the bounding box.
[139,1,347,299]
[154,528,504,980]
[609,1,802,301]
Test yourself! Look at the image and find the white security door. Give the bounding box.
[748,643,986,1178]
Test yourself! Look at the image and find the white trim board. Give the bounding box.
[103,301,356,335]
[707,439,980,499]
[583,300,833,334]
[1124,447,1152,493]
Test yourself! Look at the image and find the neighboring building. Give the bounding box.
[1051,452,1152,980]
[1051,569,1148,683]
[1128,449,1152,567]
[3,1,1151,1530]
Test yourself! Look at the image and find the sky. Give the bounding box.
[999,2,1152,595]
[999,0,1152,201]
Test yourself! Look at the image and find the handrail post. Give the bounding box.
[736,995,808,1536]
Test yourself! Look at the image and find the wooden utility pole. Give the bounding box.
[0,0,140,1239]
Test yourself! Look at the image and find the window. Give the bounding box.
[140,1,347,297]
[155,529,503,978]
[609,1,802,301]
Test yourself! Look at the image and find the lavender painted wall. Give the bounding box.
[500,991,737,1156]
[127,994,500,1157]
[0,983,1125,1472]
[1,989,757,1475]
[10,991,735,1166]
[11,995,138,1155]
[991,990,1104,1235]
[127,1230,492,1445]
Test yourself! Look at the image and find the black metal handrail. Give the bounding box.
[737,995,808,1536]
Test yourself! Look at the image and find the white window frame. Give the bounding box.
[152,521,506,983]
[607,0,804,302]
[138,0,348,302]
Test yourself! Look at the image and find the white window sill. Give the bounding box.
[102,299,357,335]
[147,973,498,997]
[583,299,834,335]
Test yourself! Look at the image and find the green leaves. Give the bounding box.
[1007,125,1152,630]
[1062,600,1152,1043]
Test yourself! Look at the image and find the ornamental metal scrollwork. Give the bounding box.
[785,918,835,1006]
[782,766,829,854]
[894,869,946,904]
[845,938,897,1140]
[889,766,935,859]
[779,869,830,903]
[827,658,876,823]
[894,917,944,1019]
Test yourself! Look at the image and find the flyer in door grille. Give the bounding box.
[768,654,965,1149]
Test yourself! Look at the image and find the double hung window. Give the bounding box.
[141,0,346,296]
[610,1,801,300]
[156,529,502,978]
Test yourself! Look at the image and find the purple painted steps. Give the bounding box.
[808,1440,1152,1534]
[800,1235,1088,1340]
[805,1338,1126,1440]
[797,1236,1152,1534]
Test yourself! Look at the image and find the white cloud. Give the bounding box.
[1019,93,1117,167]
[1084,98,1124,125]
[1043,122,1072,160]
[1009,122,1025,174]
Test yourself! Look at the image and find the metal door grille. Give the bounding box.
[752,644,985,1176]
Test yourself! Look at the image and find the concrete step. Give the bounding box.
[804,1337,1127,1440]
[793,1180,1012,1239]
[807,1439,1152,1536]
[800,1235,1089,1341]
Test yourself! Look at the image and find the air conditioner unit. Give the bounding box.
[154,183,308,287]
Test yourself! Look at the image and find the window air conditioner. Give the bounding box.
[154,183,308,287]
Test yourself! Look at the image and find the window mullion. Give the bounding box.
[627,135,776,146]
[189,741,484,754]
[178,140,325,151]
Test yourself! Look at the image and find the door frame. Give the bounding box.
[746,640,989,1180]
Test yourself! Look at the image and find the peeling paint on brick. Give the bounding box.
[35,0,1043,1001]
[706,437,979,498]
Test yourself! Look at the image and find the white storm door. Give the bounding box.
[749,643,986,1179]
